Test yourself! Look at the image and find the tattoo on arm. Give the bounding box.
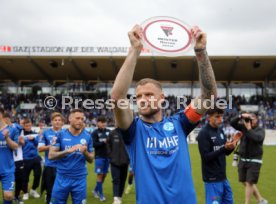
[196,49,217,99]
[192,49,217,115]
[49,147,68,160]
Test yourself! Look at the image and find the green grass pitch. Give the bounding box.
[1,144,275,203]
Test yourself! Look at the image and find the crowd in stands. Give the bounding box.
[0,93,275,129]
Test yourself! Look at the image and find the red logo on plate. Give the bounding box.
[161,26,173,37]
[0,46,12,52]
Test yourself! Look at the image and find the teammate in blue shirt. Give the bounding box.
[92,116,111,201]
[49,109,93,204]
[21,118,42,200]
[3,112,25,203]
[0,108,19,204]
[38,112,64,204]
[111,25,217,203]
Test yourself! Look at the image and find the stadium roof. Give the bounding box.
[0,55,275,84]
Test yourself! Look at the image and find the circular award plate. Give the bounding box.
[141,16,194,56]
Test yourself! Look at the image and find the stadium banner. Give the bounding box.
[0,45,155,56]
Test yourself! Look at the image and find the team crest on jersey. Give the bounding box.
[51,136,57,145]
[220,133,224,140]
[80,139,87,145]
[163,122,174,131]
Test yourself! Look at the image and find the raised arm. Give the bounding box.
[191,26,217,117]
[111,25,143,130]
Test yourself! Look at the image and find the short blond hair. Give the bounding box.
[51,112,64,121]
[136,78,162,90]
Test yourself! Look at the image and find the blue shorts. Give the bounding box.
[0,172,15,192]
[205,179,233,204]
[95,157,110,174]
[50,174,86,204]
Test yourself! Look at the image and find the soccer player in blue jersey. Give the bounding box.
[111,25,217,204]
[197,106,236,204]
[92,116,111,201]
[0,108,19,204]
[49,109,93,204]
[38,112,64,204]
[3,112,25,204]
[21,118,42,200]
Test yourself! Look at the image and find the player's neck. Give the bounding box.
[0,121,7,130]
[68,126,82,136]
[208,122,218,129]
[52,127,60,132]
[141,111,162,124]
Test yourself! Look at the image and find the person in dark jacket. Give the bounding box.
[197,106,236,204]
[107,128,130,204]
[231,113,267,204]
[92,116,111,202]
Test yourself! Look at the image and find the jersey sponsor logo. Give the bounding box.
[211,136,216,142]
[99,138,107,142]
[146,135,179,155]
[163,122,174,131]
[0,140,8,147]
[51,136,57,145]
[80,138,87,145]
[213,144,224,151]
[63,138,72,141]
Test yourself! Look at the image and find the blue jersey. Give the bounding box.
[10,123,23,159]
[124,111,198,204]
[52,129,93,179]
[0,126,18,174]
[39,128,59,167]
[22,131,40,160]
[11,123,23,137]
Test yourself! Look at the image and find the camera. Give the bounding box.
[243,117,252,123]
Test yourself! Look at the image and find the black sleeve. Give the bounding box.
[244,128,265,143]
[225,147,234,156]
[230,115,244,131]
[92,130,105,148]
[197,130,226,163]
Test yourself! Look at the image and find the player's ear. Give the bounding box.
[161,91,165,99]
[68,114,72,123]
